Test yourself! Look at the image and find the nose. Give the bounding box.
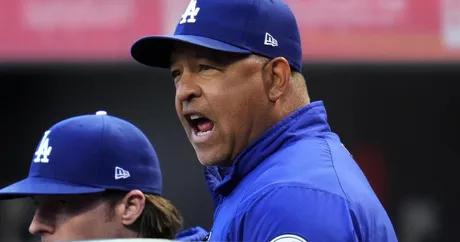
[175,72,202,105]
[29,210,54,236]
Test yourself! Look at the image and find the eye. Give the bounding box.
[170,69,182,86]
[58,199,68,205]
[198,64,215,72]
[171,69,181,79]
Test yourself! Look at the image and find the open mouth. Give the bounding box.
[186,114,215,136]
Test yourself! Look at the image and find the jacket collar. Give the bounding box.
[211,101,331,195]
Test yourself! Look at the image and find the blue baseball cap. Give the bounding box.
[0,111,162,199]
[131,0,302,72]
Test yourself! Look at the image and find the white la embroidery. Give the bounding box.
[180,0,200,24]
[34,130,52,163]
[270,234,307,242]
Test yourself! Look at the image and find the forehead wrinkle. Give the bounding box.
[171,42,249,68]
[171,47,219,66]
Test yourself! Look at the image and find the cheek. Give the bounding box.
[212,76,266,131]
[174,96,181,117]
[55,205,118,239]
[174,100,189,131]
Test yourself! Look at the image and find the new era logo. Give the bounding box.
[264,32,278,47]
[115,166,130,180]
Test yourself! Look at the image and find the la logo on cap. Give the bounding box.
[180,0,200,24]
[34,130,52,163]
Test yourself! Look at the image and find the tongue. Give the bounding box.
[197,119,214,132]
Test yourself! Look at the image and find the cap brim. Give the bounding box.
[131,35,251,68]
[0,177,106,200]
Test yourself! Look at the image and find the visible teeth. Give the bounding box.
[190,114,202,120]
[197,130,211,136]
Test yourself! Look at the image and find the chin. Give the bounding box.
[195,150,230,167]
[196,156,221,166]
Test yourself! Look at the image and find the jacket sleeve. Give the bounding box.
[228,186,358,242]
[176,226,210,241]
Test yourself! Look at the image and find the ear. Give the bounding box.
[119,190,146,226]
[262,57,291,102]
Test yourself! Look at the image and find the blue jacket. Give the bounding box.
[205,101,397,242]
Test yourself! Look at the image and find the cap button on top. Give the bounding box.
[96,111,107,115]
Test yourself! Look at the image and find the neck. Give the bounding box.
[277,92,310,124]
[228,93,310,164]
[121,228,141,238]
